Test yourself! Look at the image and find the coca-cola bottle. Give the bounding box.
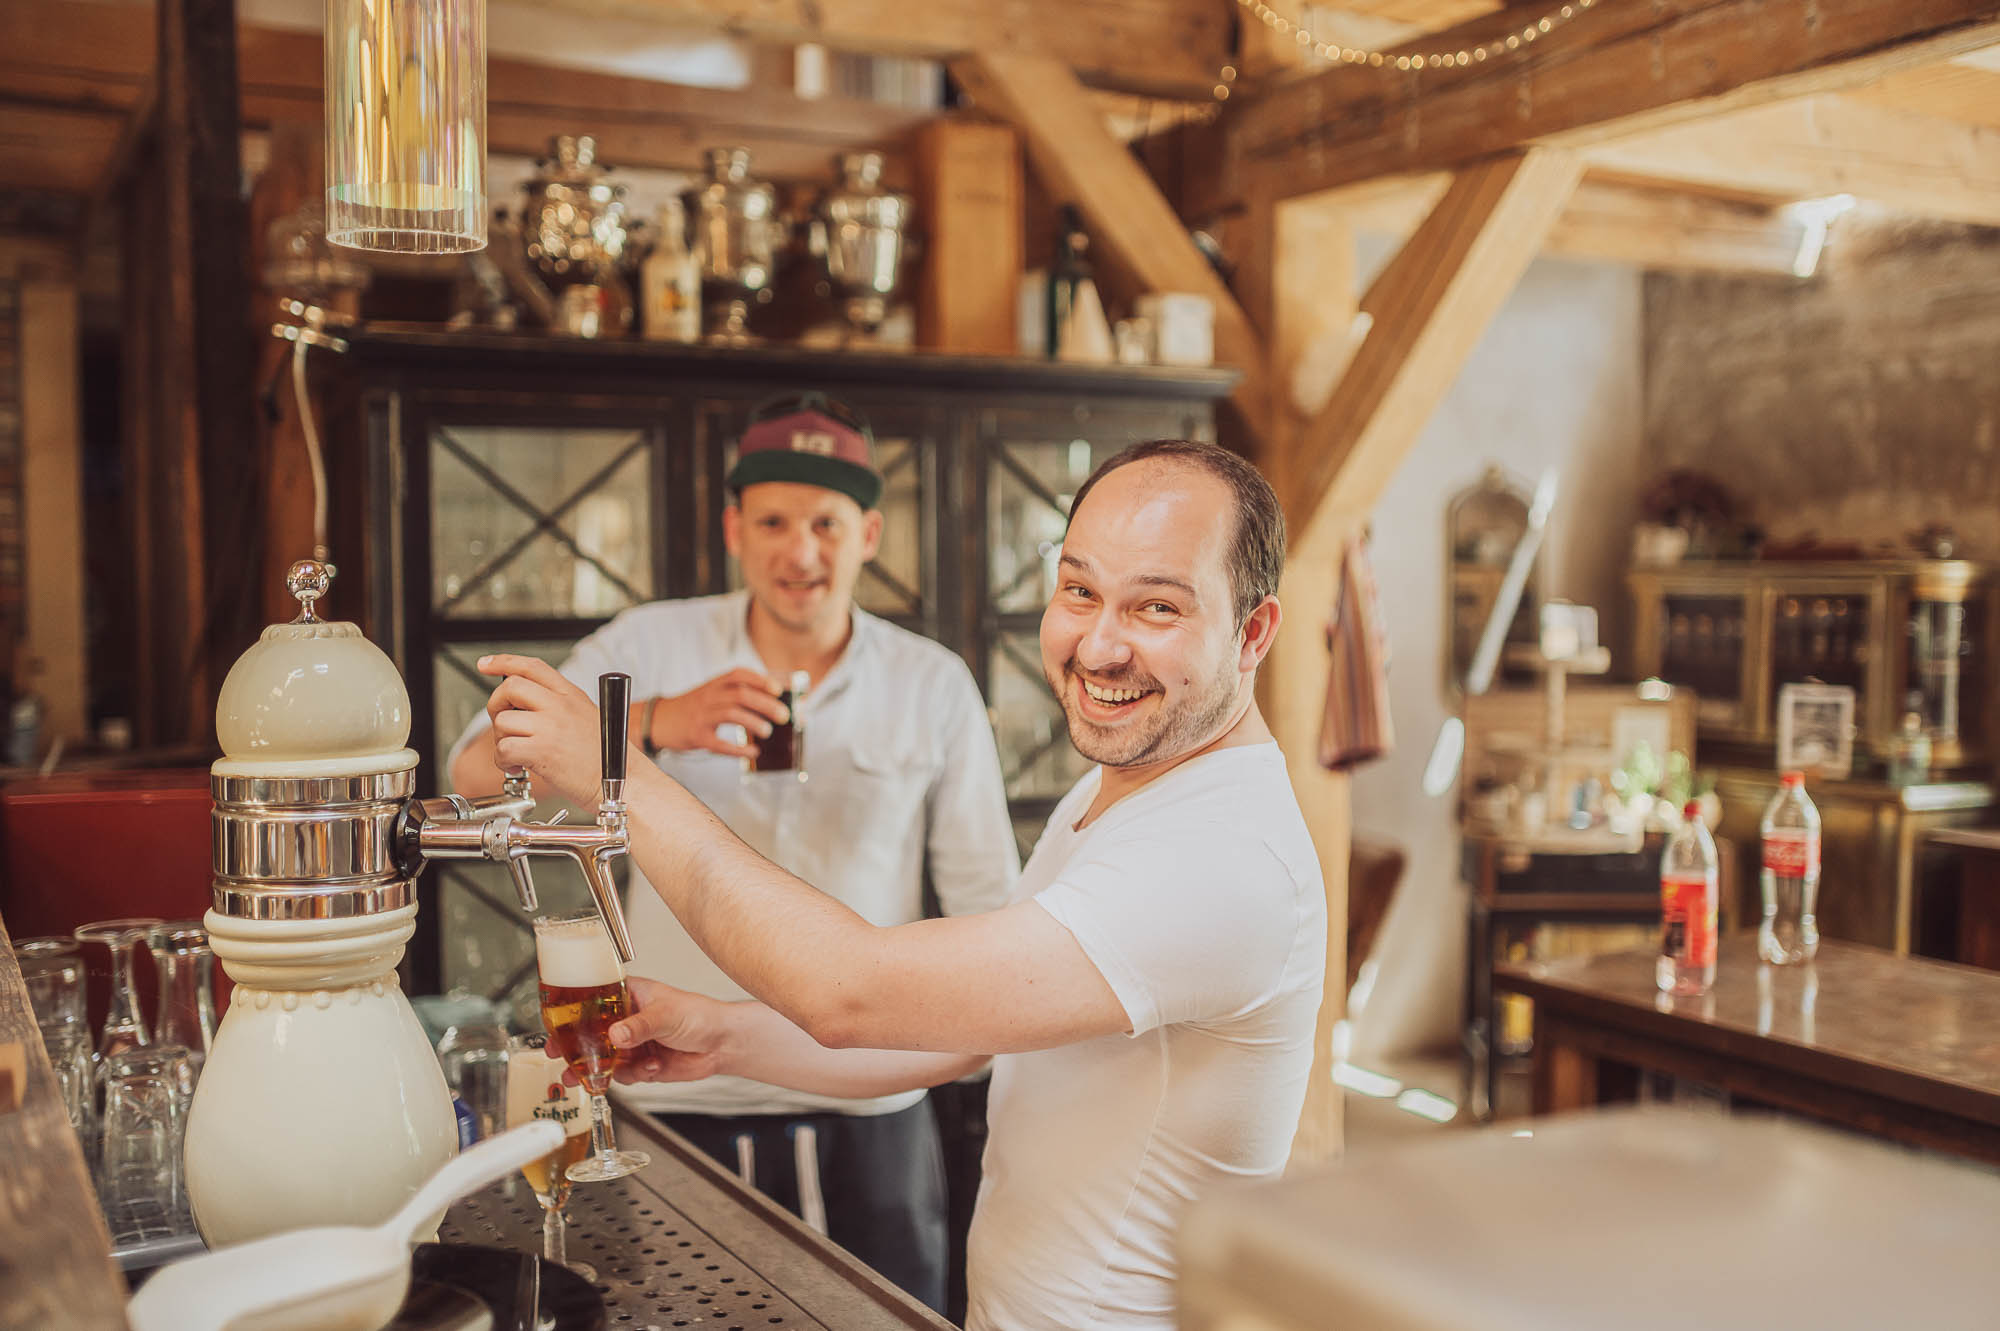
[1759,771,1822,965]
[1658,801,1719,995]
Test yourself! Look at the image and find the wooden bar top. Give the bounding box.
[0,911,129,1330]
[1497,937,2000,1130]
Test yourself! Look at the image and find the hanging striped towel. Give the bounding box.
[1319,532,1395,772]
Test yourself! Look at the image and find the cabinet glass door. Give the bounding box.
[431,425,657,620]
[420,419,669,1012]
[990,627,1093,802]
[1656,592,1750,731]
[1767,585,1874,735]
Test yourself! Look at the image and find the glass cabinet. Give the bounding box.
[339,330,1232,996]
[1629,561,1997,773]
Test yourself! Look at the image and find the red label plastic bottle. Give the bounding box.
[1759,771,1822,965]
[1659,800,1719,996]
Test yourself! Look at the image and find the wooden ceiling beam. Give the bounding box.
[1583,93,2000,227]
[1313,170,1809,276]
[1546,177,1806,275]
[1284,148,1582,534]
[526,0,1229,98]
[1224,0,2000,205]
[1,2,934,188]
[3,0,1229,102]
[1846,57,2000,129]
[951,53,1270,449]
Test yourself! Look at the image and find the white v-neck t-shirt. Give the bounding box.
[966,742,1327,1331]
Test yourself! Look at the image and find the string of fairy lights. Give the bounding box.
[1215,0,1604,98]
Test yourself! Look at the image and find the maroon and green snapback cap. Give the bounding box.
[725,393,883,511]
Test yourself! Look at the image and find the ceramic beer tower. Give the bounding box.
[185,559,637,1245]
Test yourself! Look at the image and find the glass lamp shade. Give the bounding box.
[325,0,487,254]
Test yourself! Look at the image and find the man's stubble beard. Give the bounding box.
[1052,647,1242,771]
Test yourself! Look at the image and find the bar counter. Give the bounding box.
[442,1108,955,1329]
[1498,936,2000,1164]
[0,909,949,1330]
[0,914,128,1331]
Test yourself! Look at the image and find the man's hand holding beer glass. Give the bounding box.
[602,976,993,1102]
[534,910,651,1182]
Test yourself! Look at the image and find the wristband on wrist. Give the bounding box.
[640,695,662,760]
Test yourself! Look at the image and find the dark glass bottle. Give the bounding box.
[1045,205,1091,360]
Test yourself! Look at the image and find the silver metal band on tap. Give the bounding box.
[211,768,419,920]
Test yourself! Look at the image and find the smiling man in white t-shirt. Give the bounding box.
[478,440,1328,1330]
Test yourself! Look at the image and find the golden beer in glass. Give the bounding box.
[534,911,650,1182]
[506,1034,596,1279]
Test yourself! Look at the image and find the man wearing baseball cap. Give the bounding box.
[448,392,1018,1312]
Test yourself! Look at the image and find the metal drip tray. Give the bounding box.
[446,1183,812,1328]
[442,1111,950,1330]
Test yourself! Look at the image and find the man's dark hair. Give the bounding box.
[1066,440,1286,627]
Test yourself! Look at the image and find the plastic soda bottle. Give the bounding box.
[1758,771,1822,965]
[1659,801,1719,995]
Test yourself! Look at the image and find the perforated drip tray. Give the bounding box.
[439,1113,951,1331]
[444,1180,815,1328]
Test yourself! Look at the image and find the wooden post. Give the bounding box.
[16,275,88,744]
[1252,152,1582,1158]
[1246,190,1360,1168]
[157,0,259,742]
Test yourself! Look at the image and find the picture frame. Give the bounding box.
[1775,682,1856,780]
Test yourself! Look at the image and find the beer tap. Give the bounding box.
[399,674,637,963]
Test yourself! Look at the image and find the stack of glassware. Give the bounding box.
[15,918,219,1245]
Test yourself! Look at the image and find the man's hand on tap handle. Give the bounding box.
[478,654,629,808]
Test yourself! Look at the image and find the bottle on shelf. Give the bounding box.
[1758,771,1822,965]
[1888,691,1933,786]
[1658,801,1719,996]
[640,197,701,343]
[1045,205,1113,363]
[1045,205,1087,360]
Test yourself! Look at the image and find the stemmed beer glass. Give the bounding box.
[534,910,649,1183]
[74,917,163,1060]
[506,1033,597,1280]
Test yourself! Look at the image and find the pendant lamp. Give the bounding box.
[325,0,487,253]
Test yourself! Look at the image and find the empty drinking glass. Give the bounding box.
[14,937,95,1146]
[74,918,163,1060]
[146,922,217,1079]
[436,994,511,1145]
[16,936,86,1029]
[98,1044,196,1227]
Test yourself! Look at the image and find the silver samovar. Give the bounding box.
[811,151,912,338]
[518,135,632,337]
[685,146,779,344]
[183,559,636,1246]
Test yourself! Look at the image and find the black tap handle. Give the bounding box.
[600,672,631,785]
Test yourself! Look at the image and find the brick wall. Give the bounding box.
[1645,219,2000,558]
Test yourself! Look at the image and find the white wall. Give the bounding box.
[1346,243,1645,1061]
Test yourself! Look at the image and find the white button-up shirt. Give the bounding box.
[449,591,1019,1115]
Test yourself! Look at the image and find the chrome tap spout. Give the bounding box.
[398,673,638,962]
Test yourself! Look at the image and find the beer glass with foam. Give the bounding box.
[534,910,651,1182]
[506,1033,596,1278]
